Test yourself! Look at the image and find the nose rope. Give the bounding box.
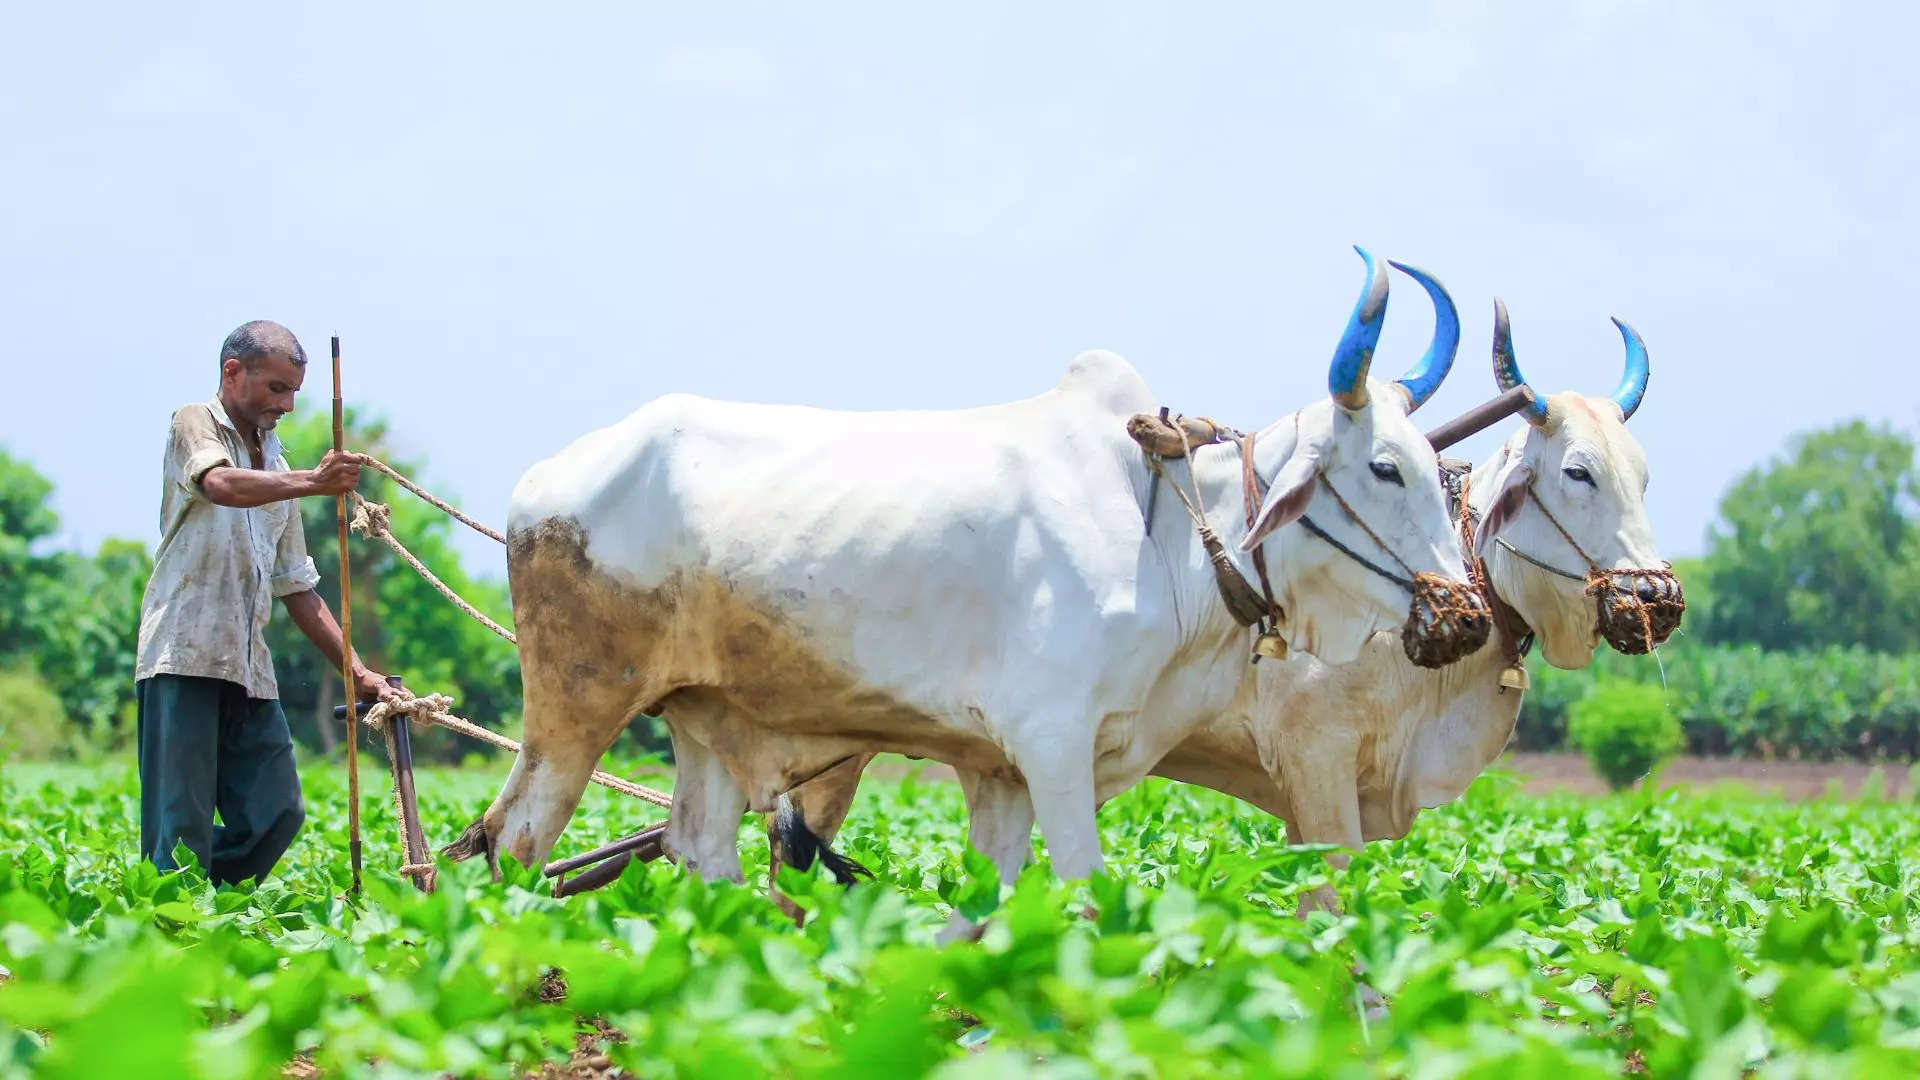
[1306,474,1419,591]
[1522,483,1606,576]
[1491,536,1588,582]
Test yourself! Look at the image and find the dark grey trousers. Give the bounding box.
[136,674,306,886]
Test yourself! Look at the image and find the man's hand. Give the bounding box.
[282,590,410,707]
[308,450,366,496]
[355,667,405,705]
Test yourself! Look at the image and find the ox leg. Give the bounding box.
[1272,740,1364,920]
[483,689,630,873]
[1013,729,1106,882]
[937,769,1037,945]
[1280,760,1387,1020]
[662,722,748,883]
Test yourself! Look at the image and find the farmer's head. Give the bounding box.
[218,320,308,434]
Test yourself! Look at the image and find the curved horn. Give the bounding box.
[1609,317,1649,421]
[1328,246,1389,410]
[1491,299,1552,427]
[1384,260,1459,413]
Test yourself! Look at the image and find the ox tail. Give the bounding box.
[773,793,872,886]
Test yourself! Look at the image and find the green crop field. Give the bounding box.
[3,757,1918,1079]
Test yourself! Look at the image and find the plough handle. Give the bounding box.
[333,700,380,720]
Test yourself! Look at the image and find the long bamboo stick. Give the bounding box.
[332,334,363,896]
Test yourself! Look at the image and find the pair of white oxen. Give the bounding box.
[455,247,1680,941]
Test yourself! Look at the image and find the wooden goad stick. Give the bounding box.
[332,334,363,896]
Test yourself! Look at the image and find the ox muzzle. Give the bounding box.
[1401,571,1492,668]
[1591,568,1685,655]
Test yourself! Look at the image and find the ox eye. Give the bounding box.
[1370,460,1404,486]
[1564,465,1595,486]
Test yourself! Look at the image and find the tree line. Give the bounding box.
[2,414,1916,763]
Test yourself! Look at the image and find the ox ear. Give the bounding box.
[1474,448,1533,560]
[1240,451,1321,552]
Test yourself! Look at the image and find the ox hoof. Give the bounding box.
[1355,980,1390,1023]
[936,915,988,947]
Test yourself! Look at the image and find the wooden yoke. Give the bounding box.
[1423,386,1535,453]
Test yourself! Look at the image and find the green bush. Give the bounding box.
[1567,682,1683,790]
[0,666,67,759]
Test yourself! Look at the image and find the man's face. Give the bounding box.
[221,352,306,433]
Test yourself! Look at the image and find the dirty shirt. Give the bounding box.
[134,398,322,699]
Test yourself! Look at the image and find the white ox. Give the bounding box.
[457,250,1490,893]
[782,300,1682,918]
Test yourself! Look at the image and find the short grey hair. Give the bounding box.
[220,320,308,371]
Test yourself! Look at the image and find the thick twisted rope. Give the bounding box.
[376,719,438,890]
[362,456,507,545]
[349,493,520,646]
[361,694,673,808]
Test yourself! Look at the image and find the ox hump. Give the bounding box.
[1053,350,1157,417]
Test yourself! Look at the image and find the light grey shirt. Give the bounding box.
[134,397,322,699]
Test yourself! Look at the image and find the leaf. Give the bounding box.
[953,845,1002,924]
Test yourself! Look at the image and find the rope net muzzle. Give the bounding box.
[1590,567,1685,655]
[1401,571,1492,668]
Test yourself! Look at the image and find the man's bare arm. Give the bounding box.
[200,450,365,508]
[280,588,402,703]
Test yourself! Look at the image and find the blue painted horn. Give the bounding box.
[1329,246,1389,410]
[1491,299,1552,427]
[1492,299,1651,426]
[1610,317,1649,421]
[1384,260,1460,413]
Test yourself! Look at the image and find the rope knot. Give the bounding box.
[363,692,455,731]
[349,495,394,539]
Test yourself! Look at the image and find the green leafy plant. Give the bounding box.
[5,757,1920,1078]
[1567,681,1683,790]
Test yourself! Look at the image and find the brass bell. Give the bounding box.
[1498,663,1530,691]
[1254,633,1288,660]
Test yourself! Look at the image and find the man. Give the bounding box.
[134,319,402,886]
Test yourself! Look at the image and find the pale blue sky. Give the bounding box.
[3,2,1914,575]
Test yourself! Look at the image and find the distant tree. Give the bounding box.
[1701,420,1920,652]
[0,448,152,748]
[1666,556,1712,639]
[33,539,153,740]
[0,449,63,660]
